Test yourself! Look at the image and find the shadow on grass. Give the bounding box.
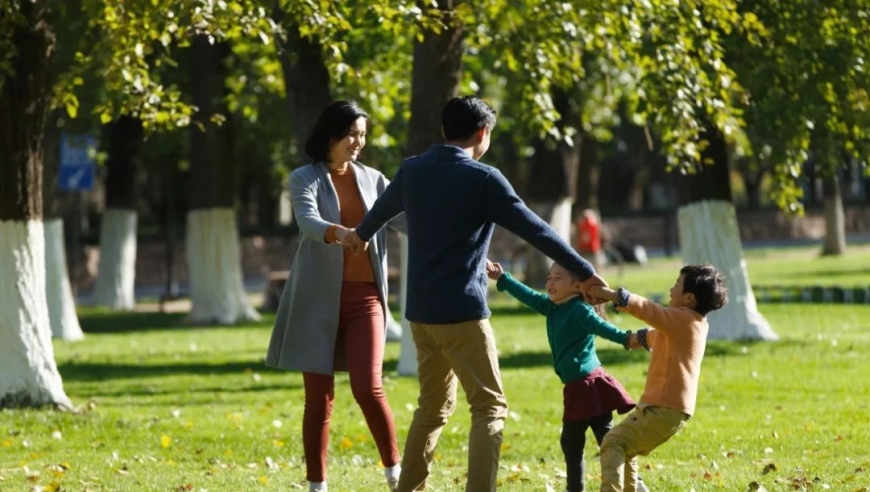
[74,383,299,399]
[79,311,275,334]
[495,339,797,370]
[779,268,870,280]
[58,360,282,382]
[498,346,649,370]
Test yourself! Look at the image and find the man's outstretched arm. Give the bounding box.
[345,168,405,253]
[479,169,608,301]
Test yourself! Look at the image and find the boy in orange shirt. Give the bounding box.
[590,263,728,492]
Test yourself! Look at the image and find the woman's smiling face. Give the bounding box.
[328,117,367,164]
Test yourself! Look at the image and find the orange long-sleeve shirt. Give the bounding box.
[623,294,708,416]
[324,167,376,283]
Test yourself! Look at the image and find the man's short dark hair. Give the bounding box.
[441,96,497,141]
[680,263,728,316]
[304,100,370,163]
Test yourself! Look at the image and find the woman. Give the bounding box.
[266,100,403,492]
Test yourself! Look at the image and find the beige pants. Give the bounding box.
[599,404,689,492]
[397,319,508,492]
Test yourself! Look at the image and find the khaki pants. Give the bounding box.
[599,404,689,492]
[397,319,508,492]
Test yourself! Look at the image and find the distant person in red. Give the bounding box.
[577,209,603,268]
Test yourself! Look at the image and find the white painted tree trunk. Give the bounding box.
[677,200,778,341]
[93,209,138,310]
[43,219,84,341]
[385,308,402,342]
[524,198,574,285]
[396,235,418,376]
[186,208,260,324]
[0,220,73,408]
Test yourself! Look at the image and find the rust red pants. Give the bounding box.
[302,282,400,481]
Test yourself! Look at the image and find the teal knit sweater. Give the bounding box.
[496,272,629,384]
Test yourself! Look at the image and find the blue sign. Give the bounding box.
[58,133,97,191]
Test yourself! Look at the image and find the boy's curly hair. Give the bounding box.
[680,263,728,316]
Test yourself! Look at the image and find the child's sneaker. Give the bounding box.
[384,464,401,492]
[309,481,327,492]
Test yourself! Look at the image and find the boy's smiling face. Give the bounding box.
[546,264,581,303]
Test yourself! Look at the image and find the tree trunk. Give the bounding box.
[676,130,777,341]
[93,210,138,309]
[94,116,143,310]
[743,167,764,211]
[273,16,333,162]
[43,219,84,341]
[821,174,846,256]
[186,37,259,324]
[396,235,417,375]
[574,137,599,213]
[406,0,464,156]
[398,0,465,376]
[523,138,573,288]
[41,121,85,341]
[0,0,72,408]
[523,89,581,287]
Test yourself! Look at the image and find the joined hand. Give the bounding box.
[580,274,611,305]
[341,229,368,255]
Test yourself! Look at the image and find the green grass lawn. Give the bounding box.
[2,247,870,491]
[571,243,870,301]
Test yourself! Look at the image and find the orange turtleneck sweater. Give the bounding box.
[324,166,376,283]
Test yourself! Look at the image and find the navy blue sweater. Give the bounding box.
[356,145,596,324]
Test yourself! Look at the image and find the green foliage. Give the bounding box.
[70,0,279,132]
[728,1,870,214]
[0,0,281,133]
[6,0,870,213]
[456,0,747,170]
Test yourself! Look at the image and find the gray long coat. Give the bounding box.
[266,162,404,375]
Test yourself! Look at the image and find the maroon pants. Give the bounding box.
[302,282,400,482]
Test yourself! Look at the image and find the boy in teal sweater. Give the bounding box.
[487,260,647,492]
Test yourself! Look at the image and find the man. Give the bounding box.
[344,96,607,492]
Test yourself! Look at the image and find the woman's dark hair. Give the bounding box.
[680,263,728,316]
[304,100,370,163]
